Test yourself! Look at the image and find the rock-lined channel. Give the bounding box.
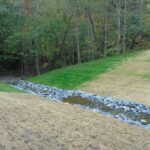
[9,80,150,129]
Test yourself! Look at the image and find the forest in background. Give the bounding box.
[0,0,150,77]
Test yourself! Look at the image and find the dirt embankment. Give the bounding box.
[0,92,149,150]
[80,50,150,105]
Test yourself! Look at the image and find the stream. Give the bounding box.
[63,96,150,127]
[9,80,150,129]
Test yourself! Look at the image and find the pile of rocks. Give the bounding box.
[9,79,150,129]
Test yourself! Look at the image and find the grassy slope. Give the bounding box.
[134,56,150,80]
[0,82,22,93]
[28,51,141,89]
[142,57,150,79]
[79,50,150,105]
[136,73,150,80]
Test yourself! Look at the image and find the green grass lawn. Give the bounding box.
[141,73,150,80]
[136,73,150,80]
[28,51,141,89]
[0,82,23,93]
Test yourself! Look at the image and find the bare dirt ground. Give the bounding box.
[80,50,150,105]
[0,92,150,150]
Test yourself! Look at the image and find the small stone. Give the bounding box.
[140,119,147,125]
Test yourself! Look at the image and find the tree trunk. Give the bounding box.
[104,0,108,57]
[32,39,40,75]
[87,12,93,60]
[76,25,81,64]
[21,62,24,80]
[60,13,73,65]
[123,0,127,54]
[35,51,40,75]
[86,9,97,42]
[32,3,40,75]
[117,0,121,55]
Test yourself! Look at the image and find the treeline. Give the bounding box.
[0,0,150,77]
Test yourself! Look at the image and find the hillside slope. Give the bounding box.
[29,51,140,89]
[0,82,22,93]
[79,50,150,105]
[0,92,150,150]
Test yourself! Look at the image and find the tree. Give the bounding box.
[123,0,127,54]
[104,0,108,57]
[116,0,121,55]
[0,0,150,76]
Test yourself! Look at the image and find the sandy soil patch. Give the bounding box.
[79,50,150,105]
[0,92,150,150]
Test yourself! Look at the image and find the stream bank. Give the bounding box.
[9,80,150,129]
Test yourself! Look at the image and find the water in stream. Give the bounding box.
[9,80,150,128]
[63,96,150,127]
